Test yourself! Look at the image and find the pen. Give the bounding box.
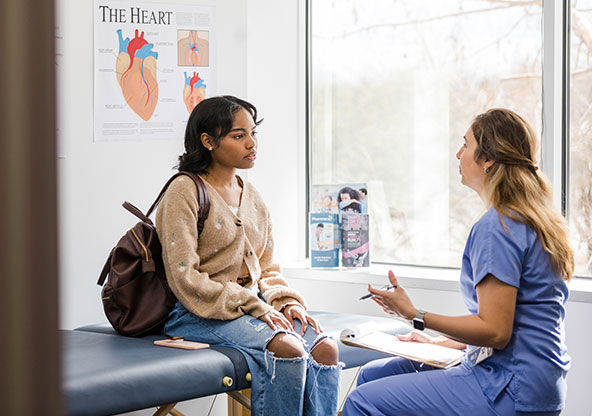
[359,284,397,300]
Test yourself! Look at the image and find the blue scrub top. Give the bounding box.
[459,207,570,412]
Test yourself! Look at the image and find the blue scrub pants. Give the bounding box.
[342,357,561,416]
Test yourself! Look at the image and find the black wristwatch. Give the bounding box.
[412,309,427,331]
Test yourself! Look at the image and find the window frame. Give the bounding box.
[541,0,570,215]
[305,0,590,278]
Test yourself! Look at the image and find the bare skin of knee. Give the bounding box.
[311,338,339,366]
[266,333,306,359]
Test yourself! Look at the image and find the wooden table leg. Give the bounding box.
[169,408,186,416]
[227,389,251,416]
[153,403,177,416]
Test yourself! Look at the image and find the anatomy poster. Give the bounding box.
[94,1,216,141]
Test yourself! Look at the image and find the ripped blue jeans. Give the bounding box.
[164,301,342,416]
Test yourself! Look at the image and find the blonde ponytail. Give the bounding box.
[472,109,574,281]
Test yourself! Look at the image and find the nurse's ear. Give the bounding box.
[483,160,495,174]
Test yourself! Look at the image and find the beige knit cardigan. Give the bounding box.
[156,175,307,320]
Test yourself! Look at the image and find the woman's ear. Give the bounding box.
[201,133,213,150]
[484,160,495,171]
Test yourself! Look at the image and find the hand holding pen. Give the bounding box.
[359,284,396,300]
[362,271,418,321]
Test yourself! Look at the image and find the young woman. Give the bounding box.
[343,109,572,415]
[157,96,341,415]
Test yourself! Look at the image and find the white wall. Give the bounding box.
[245,0,307,263]
[57,0,304,330]
[57,0,591,415]
[57,0,248,330]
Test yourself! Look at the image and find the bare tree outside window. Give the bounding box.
[571,0,592,277]
[311,0,544,268]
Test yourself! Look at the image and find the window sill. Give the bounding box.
[282,262,592,303]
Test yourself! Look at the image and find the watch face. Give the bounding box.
[413,310,427,331]
[413,318,425,331]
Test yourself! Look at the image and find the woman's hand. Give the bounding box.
[396,330,439,344]
[260,308,294,331]
[369,270,417,321]
[283,304,323,336]
[397,330,467,350]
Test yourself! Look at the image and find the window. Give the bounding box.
[570,0,592,277]
[310,1,544,268]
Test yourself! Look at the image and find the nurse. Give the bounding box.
[343,108,573,415]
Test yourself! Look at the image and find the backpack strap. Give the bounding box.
[123,201,151,223]
[97,247,114,285]
[180,172,211,235]
[144,171,211,234]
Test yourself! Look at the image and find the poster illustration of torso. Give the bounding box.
[94,0,216,141]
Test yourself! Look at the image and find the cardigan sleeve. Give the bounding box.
[156,180,272,320]
[257,210,308,311]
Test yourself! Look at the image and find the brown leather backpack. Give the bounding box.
[97,172,210,337]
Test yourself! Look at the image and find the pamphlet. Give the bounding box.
[311,184,368,214]
[309,212,340,268]
[341,213,370,267]
[465,345,494,367]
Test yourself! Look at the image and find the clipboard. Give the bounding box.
[340,329,465,369]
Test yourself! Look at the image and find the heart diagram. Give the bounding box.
[115,29,159,121]
[183,72,207,114]
[177,30,209,67]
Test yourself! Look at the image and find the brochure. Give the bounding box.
[309,212,340,268]
[341,213,370,267]
[311,184,368,214]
